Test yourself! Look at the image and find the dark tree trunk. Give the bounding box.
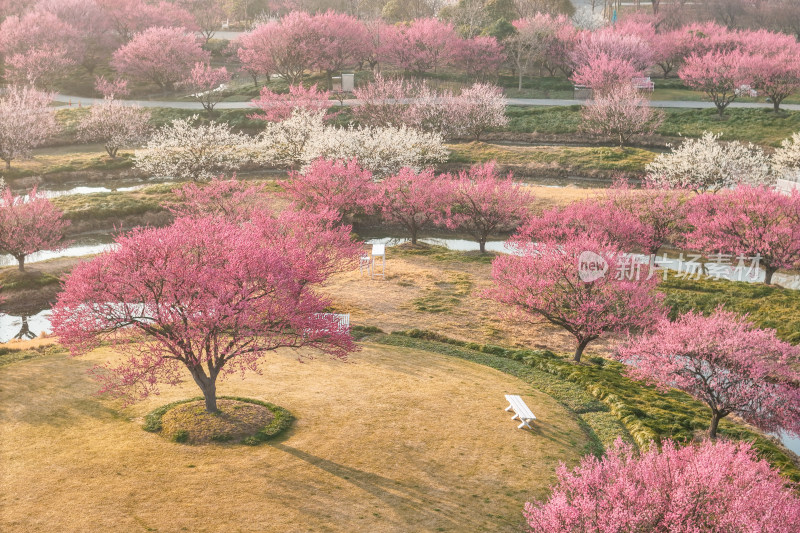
[573,338,591,362]
[190,369,218,413]
[709,411,723,440]
[774,100,781,113]
[16,255,25,272]
[479,239,486,253]
[765,266,777,285]
[410,228,418,245]
[199,380,217,412]
[5,159,10,169]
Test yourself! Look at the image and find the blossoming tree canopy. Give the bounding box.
[490,235,665,362]
[618,309,800,439]
[0,186,70,272]
[51,212,361,413]
[0,85,59,169]
[450,162,533,253]
[281,158,378,223]
[687,186,800,285]
[525,439,800,532]
[167,177,271,223]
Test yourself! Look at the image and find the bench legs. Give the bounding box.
[507,403,533,429]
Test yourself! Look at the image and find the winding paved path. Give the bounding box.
[53,92,800,111]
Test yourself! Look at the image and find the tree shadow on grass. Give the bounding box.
[271,443,467,529]
[0,355,123,428]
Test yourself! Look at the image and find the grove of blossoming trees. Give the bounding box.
[7,3,800,530]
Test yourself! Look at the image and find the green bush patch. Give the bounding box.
[660,275,800,344]
[143,396,293,445]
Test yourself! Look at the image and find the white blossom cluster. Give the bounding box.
[254,109,448,177]
[646,132,775,192]
[772,132,800,180]
[78,99,150,158]
[134,116,252,181]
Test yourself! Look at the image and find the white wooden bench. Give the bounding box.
[632,77,655,92]
[306,313,350,337]
[504,394,536,429]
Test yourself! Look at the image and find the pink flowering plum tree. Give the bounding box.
[181,62,231,115]
[450,162,533,252]
[679,49,751,116]
[379,167,456,245]
[456,36,504,82]
[570,28,653,94]
[167,177,271,223]
[505,14,569,90]
[281,158,378,224]
[97,0,197,43]
[0,9,79,86]
[651,28,691,79]
[572,56,638,96]
[581,83,664,147]
[94,75,130,99]
[452,83,509,141]
[77,99,150,158]
[687,186,800,285]
[525,438,800,532]
[236,12,317,85]
[515,198,647,252]
[350,74,419,127]
[78,80,149,158]
[618,309,800,439]
[234,29,276,87]
[749,47,800,113]
[0,86,59,169]
[605,180,691,255]
[111,26,209,90]
[36,0,117,75]
[51,212,360,413]
[378,18,461,74]
[309,11,371,88]
[0,187,70,271]
[490,235,664,361]
[250,84,334,123]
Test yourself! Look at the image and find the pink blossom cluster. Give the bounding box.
[526,438,800,532]
[280,158,532,252]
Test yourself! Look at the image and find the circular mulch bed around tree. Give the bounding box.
[143,397,293,445]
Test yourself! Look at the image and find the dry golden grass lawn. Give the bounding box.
[0,342,586,532]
